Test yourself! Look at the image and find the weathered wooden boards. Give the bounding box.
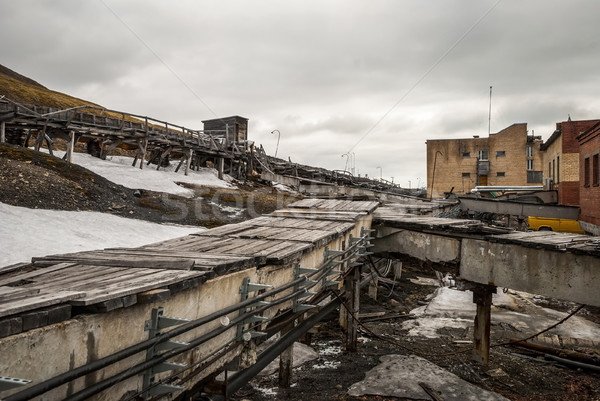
[374,209,485,232]
[0,199,376,337]
[489,231,600,254]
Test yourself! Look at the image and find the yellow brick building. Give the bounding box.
[426,123,544,198]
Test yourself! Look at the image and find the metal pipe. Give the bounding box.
[5,276,308,401]
[430,150,443,200]
[225,272,377,397]
[63,290,305,401]
[226,293,343,395]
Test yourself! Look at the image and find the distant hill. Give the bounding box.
[0,63,101,110]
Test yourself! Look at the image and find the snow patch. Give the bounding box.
[38,149,234,197]
[0,202,202,267]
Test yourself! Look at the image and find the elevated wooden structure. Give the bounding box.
[0,98,248,178]
[0,199,377,400]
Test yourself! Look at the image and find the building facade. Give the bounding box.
[426,123,544,197]
[578,122,600,235]
[540,119,600,206]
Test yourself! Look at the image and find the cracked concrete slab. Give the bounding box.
[347,354,509,401]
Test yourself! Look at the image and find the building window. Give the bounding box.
[496,150,506,157]
[527,146,533,158]
[557,156,560,184]
[527,171,543,183]
[584,156,590,187]
[552,159,555,182]
[527,159,534,171]
[462,172,471,178]
[496,172,505,177]
[548,161,552,178]
[462,152,470,158]
[594,153,599,186]
[477,150,489,160]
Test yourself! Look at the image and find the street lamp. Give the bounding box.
[341,153,350,172]
[430,151,443,200]
[271,130,280,158]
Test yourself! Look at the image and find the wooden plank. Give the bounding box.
[32,253,196,270]
[18,266,128,291]
[73,270,206,306]
[270,209,363,222]
[0,290,85,318]
[0,263,75,287]
[0,287,41,302]
[287,199,323,209]
[265,242,314,264]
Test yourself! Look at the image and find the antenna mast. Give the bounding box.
[488,85,492,135]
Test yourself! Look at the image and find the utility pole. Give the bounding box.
[488,86,492,136]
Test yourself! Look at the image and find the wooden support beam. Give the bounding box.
[218,157,224,180]
[0,121,5,143]
[472,284,496,365]
[100,139,124,160]
[66,131,75,162]
[139,138,148,170]
[278,321,295,388]
[185,149,193,176]
[344,264,360,352]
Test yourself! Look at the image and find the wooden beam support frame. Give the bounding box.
[472,284,496,365]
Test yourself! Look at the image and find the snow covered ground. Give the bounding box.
[41,150,234,197]
[402,286,600,342]
[0,202,202,267]
[0,150,234,267]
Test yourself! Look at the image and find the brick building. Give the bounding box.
[426,123,544,197]
[540,118,600,206]
[578,122,600,235]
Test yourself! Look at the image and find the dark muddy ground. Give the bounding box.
[0,144,301,228]
[226,264,600,401]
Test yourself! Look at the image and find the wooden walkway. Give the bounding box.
[0,97,246,177]
[0,199,378,338]
[374,205,600,255]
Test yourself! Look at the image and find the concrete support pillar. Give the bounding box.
[278,322,295,387]
[218,157,224,180]
[0,121,5,143]
[472,284,496,365]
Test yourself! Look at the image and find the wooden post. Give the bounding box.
[218,157,224,180]
[472,285,496,365]
[345,264,360,352]
[0,121,5,143]
[368,276,378,300]
[66,131,75,162]
[185,149,193,176]
[278,322,295,388]
[140,138,147,170]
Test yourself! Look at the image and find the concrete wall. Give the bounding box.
[0,268,256,400]
[372,227,461,264]
[460,238,600,307]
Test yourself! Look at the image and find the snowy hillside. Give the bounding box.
[0,151,234,267]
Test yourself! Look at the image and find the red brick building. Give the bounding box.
[578,122,600,235]
[541,119,600,206]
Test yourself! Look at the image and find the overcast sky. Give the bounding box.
[2,1,600,187]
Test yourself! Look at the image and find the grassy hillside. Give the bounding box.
[0,64,102,110]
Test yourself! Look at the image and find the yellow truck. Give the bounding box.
[528,216,585,234]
